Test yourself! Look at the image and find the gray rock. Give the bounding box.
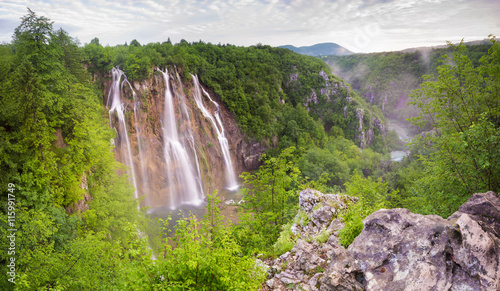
[266,278,275,288]
[268,189,363,290]
[312,206,334,225]
[266,190,500,291]
[276,271,301,285]
[348,192,500,290]
[452,191,500,238]
[299,189,322,213]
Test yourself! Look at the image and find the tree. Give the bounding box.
[13,8,54,74]
[407,38,500,216]
[234,147,302,254]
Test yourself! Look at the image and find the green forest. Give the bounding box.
[0,9,499,290]
[323,42,493,128]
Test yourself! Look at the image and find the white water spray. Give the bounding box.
[128,82,150,204]
[173,70,205,196]
[159,68,204,209]
[191,74,238,190]
[107,67,139,200]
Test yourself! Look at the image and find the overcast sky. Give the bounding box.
[1,0,499,53]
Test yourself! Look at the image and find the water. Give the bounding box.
[191,74,239,190]
[173,69,205,198]
[388,119,411,162]
[390,150,408,162]
[159,68,205,209]
[132,90,151,205]
[107,67,139,201]
[120,78,150,206]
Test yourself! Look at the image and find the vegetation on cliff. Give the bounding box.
[323,41,493,127]
[1,9,498,290]
[82,32,386,150]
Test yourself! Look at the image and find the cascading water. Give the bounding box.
[129,82,150,204]
[159,68,204,209]
[173,69,205,197]
[107,67,139,200]
[191,74,239,190]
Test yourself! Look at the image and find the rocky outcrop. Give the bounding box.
[264,190,500,290]
[349,191,500,290]
[238,140,267,171]
[264,189,365,290]
[65,173,93,215]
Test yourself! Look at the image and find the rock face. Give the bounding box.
[102,68,267,209]
[264,189,365,291]
[264,190,500,290]
[349,191,500,290]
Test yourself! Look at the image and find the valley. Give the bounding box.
[0,7,498,290]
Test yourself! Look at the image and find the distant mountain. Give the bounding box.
[279,42,354,56]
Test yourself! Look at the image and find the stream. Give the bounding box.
[388,119,412,162]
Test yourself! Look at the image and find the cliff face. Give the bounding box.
[102,64,386,209]
[264,190,500,290]
[103,68,265,209]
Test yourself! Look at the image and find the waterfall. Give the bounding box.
[159,68,204,209]
[107,67,139,200]
[173,69,205,198]
[129,83,150,205]
[191,74,238,190]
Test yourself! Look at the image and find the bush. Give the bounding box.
[273,222,296,256]
[314,226,332,244]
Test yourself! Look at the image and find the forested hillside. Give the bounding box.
[323,42,493,128]
[82,35,386,150]
[1,9,499,290]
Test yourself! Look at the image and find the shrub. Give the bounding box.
[314,226,332,244]
[273,222,295,256]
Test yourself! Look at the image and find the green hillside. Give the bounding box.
[1,9,498,290]
[322,42,493,125]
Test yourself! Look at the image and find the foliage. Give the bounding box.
[403,38,500,217]
[143,191,266,290]
[338,171,391,247]
[0,9,141,289]
[294,210,311,227]
[273,222,296,256]
[234,147,303,255]
[314,226,332,244]
[323,41,493,124]
[298,137,386,189]
[338,198,370,248]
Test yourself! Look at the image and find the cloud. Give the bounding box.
[0,0,498,52]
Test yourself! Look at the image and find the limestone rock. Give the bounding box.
[348,191,500,291]
[263,190,500,291]
[299,189,322,213]
[265,189,364,290]
[451,191,500,238]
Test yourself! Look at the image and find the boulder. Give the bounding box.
[348,191,500,290]
[263,190,500,291]
[451,191,500,238]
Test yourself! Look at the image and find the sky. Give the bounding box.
[0,0,499,53]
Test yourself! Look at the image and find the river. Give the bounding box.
[388,119,412,162]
